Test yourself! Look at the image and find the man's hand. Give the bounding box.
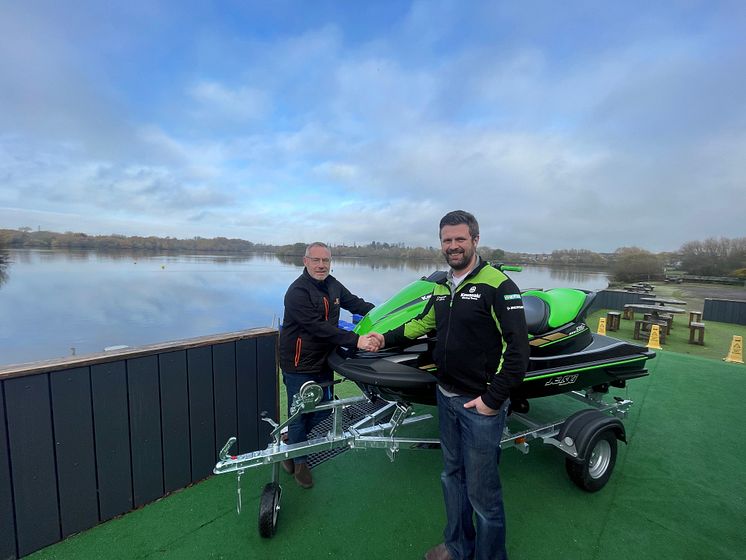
[368,332,385,349]
[463,396,498,415]
[357,333,384,352]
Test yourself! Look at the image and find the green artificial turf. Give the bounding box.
[29,353,746,560]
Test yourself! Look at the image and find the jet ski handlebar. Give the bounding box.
[494,263,522,272]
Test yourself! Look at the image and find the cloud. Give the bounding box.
[188,81,269,121]
[1,1,744,253]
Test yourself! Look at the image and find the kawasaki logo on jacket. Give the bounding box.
[382,258,529,410]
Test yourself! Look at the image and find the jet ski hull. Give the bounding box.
[329,334,654,407]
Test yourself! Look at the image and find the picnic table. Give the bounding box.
[623,303,686,340]
[624,283,654,293]
[623,303,687,319]
[623,303,687,335]
[639,297,687,306]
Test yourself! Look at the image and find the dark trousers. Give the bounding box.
[282,371,333,465]
[437,390,510,560]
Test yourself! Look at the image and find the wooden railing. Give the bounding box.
[0,328,278,559]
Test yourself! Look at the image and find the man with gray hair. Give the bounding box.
[279,242,377,488]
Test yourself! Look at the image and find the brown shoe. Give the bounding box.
[294,463,313,489]
[424,543,453,560]
[281,459,295,474]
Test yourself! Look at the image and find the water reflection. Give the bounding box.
[275,254,439,272]
[275,254,304,267]
[0,249,608,366]
[0,250,9,287]
[547,266,606,284]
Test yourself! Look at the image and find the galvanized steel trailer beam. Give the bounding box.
[214,383,633,475]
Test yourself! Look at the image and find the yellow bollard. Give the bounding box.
[723,335,744,364]
[597,317,607,336]
[646,324,662,350]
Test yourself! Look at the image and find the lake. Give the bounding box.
[0,249,609,366]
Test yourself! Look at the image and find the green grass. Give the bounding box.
[587,307,746,362]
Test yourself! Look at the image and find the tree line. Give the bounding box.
[2,228,744,281]
[679,237,746,277]
[0,228,506,263]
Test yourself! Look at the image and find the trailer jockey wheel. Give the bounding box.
[565,429,617,492]
[258,482,282,538]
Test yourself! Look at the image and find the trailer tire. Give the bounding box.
[565,429,617,492]
[258,482,281,538]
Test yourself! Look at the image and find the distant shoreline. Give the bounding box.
[2,246,616,270]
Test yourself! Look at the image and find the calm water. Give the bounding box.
[0,249,609,366]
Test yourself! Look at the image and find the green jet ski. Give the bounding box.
[329,265,655,411]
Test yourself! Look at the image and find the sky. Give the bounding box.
[1,0,744,253]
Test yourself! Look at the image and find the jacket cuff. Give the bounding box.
[481,392,504,411]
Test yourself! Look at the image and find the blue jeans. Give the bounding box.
[282,371,333,465]
[437,390,510,560]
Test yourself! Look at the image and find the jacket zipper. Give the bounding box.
[294,337,302,367]
[442,283,455,376]
[442,262,482,381]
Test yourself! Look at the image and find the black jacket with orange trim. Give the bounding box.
[279,268,374,375]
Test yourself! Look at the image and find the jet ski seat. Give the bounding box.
[521,289,595,336]
[522,295,550,335]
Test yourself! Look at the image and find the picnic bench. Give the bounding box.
[644,312,673,334]
[606,311,621,332]
[689,322,706,345]
[634,319,667,344]
[623,303,686,324]
[640,296,687,307]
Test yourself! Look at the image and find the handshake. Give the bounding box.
[357,332,385,352]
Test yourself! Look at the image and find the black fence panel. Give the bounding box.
[187,347,216,482]
[159,351,191,493]
[236,338,260,454]
[213,343,238,459]
[0,382,17,560]
[50,367,99,537]
[0,328,277,558]
[589,289,650,312]
[5,375,60,557]
[256,335,278,446]
[91,361,134,521]
[128,356,164,508]
[703,299,746,325]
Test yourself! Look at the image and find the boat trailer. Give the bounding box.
[213,380,634,537]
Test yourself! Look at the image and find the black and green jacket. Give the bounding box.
[280,269,374,375]
[383,258,529,410]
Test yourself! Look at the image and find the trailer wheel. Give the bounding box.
[565,429,617,492]
[258,482,281,538]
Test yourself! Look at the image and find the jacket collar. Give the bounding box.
[444,255,485,286]
[302,267,331,287]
